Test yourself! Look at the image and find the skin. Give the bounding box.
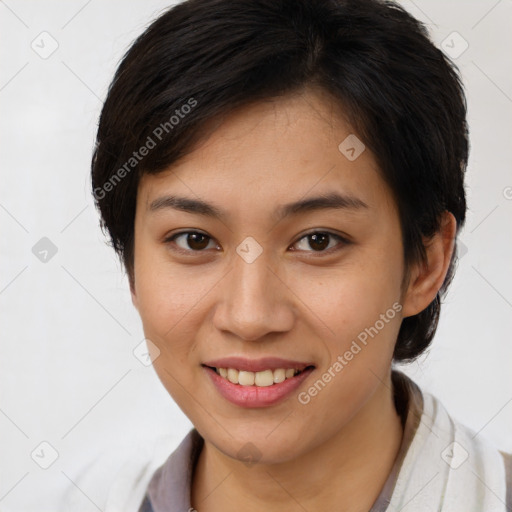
[130,87,456,511]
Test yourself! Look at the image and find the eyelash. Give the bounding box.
[163,230,350,256]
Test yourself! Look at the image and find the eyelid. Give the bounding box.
[164,229,350,255]
[164,230,219,255]
[290,230,350,254]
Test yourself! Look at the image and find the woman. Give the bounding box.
[87,0,512,510]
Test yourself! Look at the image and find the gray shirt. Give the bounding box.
[138,371,512,512]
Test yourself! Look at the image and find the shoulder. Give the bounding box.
[391,370,511,510]
[60,436,177,512]
[500,450,512,511]
[141,428,204,512]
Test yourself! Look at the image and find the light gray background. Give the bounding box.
[1,0,511,510]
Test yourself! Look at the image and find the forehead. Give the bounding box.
[137,89,397,222]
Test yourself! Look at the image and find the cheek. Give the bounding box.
[294,273,402,431]
[133,251,210,409]
[132,247,205,370]
[290,258,403,345]
[288,256,404,404]
[134,238,206,330]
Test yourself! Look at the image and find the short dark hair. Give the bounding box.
[91,0,469,363]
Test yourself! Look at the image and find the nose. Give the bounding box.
[212,246,294,341]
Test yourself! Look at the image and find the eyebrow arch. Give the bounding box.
[148,192,369,221]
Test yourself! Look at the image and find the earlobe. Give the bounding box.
[401,212,457,318]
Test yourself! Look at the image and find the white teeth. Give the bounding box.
[227,368,239,384]
[214,367,306,386]
[238,370,255,386]
[273,368,286,383]
[255,369,274,387]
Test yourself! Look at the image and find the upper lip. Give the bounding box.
[202,357,315,373]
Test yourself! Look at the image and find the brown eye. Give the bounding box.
[308,233,329,251]
[167,231,217,252]
[292,231,347,253]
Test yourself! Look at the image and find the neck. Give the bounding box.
[192,372,404,512]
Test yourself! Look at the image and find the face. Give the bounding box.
[131,88,410,464]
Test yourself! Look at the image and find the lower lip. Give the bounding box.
[203,366,315,408]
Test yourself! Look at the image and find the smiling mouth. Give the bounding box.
[202,365,315,387]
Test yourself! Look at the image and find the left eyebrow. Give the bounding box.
[147,191,369,221]
[274,192,369,221]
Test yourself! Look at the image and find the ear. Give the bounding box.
[401,211,457,318]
